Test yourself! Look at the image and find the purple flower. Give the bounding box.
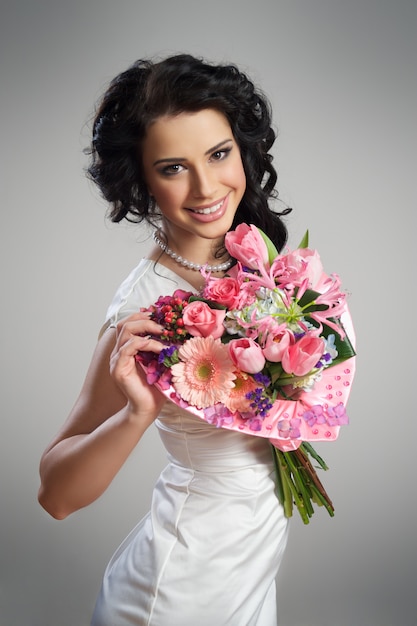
[326,403,349,426]
[203,405,235,428]
[253,372,271,387]
[303,405,326,428]
[278,417,301,439]
[247,417,263,431]
[315,351,334,368]
[246,387,273,417]
[156,368,173,390]
[135,353,173,390]
[158,345,177,364]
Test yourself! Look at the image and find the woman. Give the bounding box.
[38,54,291,625]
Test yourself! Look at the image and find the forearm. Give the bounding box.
[38,405,153,519]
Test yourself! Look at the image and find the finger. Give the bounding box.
[113,335,165,361]
[115,317,164,342]
[110,337,159,380]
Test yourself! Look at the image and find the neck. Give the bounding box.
[152,230,232,273]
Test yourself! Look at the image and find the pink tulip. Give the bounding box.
[262,328,294,362]
[228,337,266,374]
[281,334,325,377]
[225,223,268,269]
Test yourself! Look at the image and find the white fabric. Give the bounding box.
[91,259,289,626]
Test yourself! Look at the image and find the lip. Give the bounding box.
[187,194,229,223]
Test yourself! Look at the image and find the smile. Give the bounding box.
[190,198,225,215]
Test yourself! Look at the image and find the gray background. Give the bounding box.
[1,0,416,624]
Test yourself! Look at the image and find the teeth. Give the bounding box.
[192,200,223,214]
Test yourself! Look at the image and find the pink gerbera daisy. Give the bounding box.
[171,336,236,409]
[224,370,259,414]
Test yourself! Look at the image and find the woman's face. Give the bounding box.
[142,109,246,246]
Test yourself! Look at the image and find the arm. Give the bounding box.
[38,313,165,520]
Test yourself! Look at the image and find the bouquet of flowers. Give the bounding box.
[137,224,356,524]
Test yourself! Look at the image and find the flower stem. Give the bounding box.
[271,443,334,524]
[272,447,294,519]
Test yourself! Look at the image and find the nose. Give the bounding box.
[190,165,217,200]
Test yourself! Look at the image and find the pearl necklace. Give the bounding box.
[153,231,233,272]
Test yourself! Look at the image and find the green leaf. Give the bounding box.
[297,230,309,249]
[162,349,180,367]
[319,320,357,364]
[266,362,284,384]
[258,228,279,264]
[301,442,329,471]
[297,287,323,309]
[188,295,227,310]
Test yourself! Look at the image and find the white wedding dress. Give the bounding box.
[91,259,289,626]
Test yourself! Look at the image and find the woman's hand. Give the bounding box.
[38,313,168,519]
[110,312,166,424]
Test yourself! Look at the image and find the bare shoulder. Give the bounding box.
[44,326,127,451]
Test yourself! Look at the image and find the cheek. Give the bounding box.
[238,164,247,191]
[227,157,246,194]
[152,182,187,208]
[234,164,247,202]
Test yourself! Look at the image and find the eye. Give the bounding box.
[160,163,185,176]
[210,147,232,162]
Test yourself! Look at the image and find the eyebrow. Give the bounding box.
[152,138,233,166]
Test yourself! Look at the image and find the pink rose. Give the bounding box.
[225,224,268,269]
[262,328,294,362]
[203,276,240,309]
[182,301,226,339]
[228,338,266,374]
[281,334,325,377]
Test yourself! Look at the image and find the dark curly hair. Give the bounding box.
[87,54,291,251]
